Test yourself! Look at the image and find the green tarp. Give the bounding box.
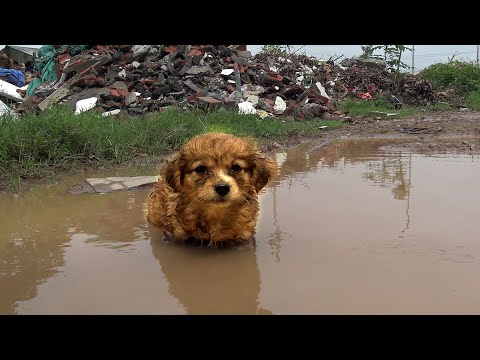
[26,45,89,96]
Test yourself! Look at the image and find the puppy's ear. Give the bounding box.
[252,152,277,192]
[162,155,183,192]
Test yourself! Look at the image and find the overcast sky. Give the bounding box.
[248,45,480,73]
[2,45,478,74]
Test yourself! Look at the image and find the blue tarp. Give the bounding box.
[0,68,26,87]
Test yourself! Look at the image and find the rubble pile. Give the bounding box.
[1,45,440,120]
[335,58,395,100]
[339,59,437,106]
[398,76,436,105]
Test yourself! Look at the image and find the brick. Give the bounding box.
[57,54,72,70]
[264,98,275,106]
[283,100,298,116]
[183,79,204,93]
[140,78,155,86]
[71,74,105,88]
[236,50,252,58]
[196,96,222,112]
[187,92,203,103]
[64,55,112,74]
[187,49,203,57]
[325,99,336,111]
[178,61,192,76]
[197,96,222,104]
[261,72,284,84]
[282,85,304,97]
[109,88,129,97]
[109,81,128,91]
[125,92,137,106]
[222,97,236,109]
[164,45,178,53]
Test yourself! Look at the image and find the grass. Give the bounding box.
[418,61,480,111]
[339,99,417,117]
[339,98,455,117]
[0,105,344,192]
[422,102,454,111]
[466,91,480,110]
[418,61,480,94]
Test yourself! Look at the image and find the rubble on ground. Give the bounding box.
[0,99,15,117]
[85,176,159,193]
[0,45,442,120]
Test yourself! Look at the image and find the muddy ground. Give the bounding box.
[277,109,480,156]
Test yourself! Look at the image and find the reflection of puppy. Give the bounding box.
[149,229,272,314]
[147,133,277,246]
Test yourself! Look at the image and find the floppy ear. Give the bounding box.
[252,152,277,192]
[162,154,183,192]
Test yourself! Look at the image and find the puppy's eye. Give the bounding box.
[231,164,242,172]
[195,165,207,174]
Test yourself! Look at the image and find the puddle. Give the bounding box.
[1,139,480,314]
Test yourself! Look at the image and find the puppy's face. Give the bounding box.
[163,133,277,204]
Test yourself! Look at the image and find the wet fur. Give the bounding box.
[147,133,277,246]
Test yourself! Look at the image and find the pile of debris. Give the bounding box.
[0,45,440,120]
[295,56,437,106]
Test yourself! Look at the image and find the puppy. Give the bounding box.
[147,132,277,246]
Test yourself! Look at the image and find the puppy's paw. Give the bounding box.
[234,229,255,243]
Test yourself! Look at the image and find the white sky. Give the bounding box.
[2,45,478,74]
[248,45,480,73]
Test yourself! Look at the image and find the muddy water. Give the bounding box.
[2,139,480,314]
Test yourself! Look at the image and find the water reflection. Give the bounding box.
[4,138,475,314]
[263,139,415,262]
[148,226,272,315]
[0,187,150,314]
[0,138,415,314]
[271,139,413,201]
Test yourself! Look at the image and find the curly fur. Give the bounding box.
[147,132,277,246]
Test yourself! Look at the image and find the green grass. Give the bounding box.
[339,98,455,117]
[0,105,343,192]
[339,99,417,117]
[418,61,480,94]
[418,61,480,110]
[422,102,453,112]
[467,91,480,110]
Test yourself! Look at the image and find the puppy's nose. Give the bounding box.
[215,184,230,196]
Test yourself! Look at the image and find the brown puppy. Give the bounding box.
[147,132,277,246]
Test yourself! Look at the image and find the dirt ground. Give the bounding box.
[270,109,480,156]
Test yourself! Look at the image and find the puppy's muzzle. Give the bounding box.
[215,183,230,197]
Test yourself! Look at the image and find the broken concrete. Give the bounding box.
[0,79,24,102]
[0,99,14,117]
[9,45,441,120]
[102,109,121,117]
[75,97,98,114]
[246,94,259,106]
[37,86,70,111]
[85,176,159,193]
[369,111,398,119]
[238,101,256,115]
[274,96,287,115]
